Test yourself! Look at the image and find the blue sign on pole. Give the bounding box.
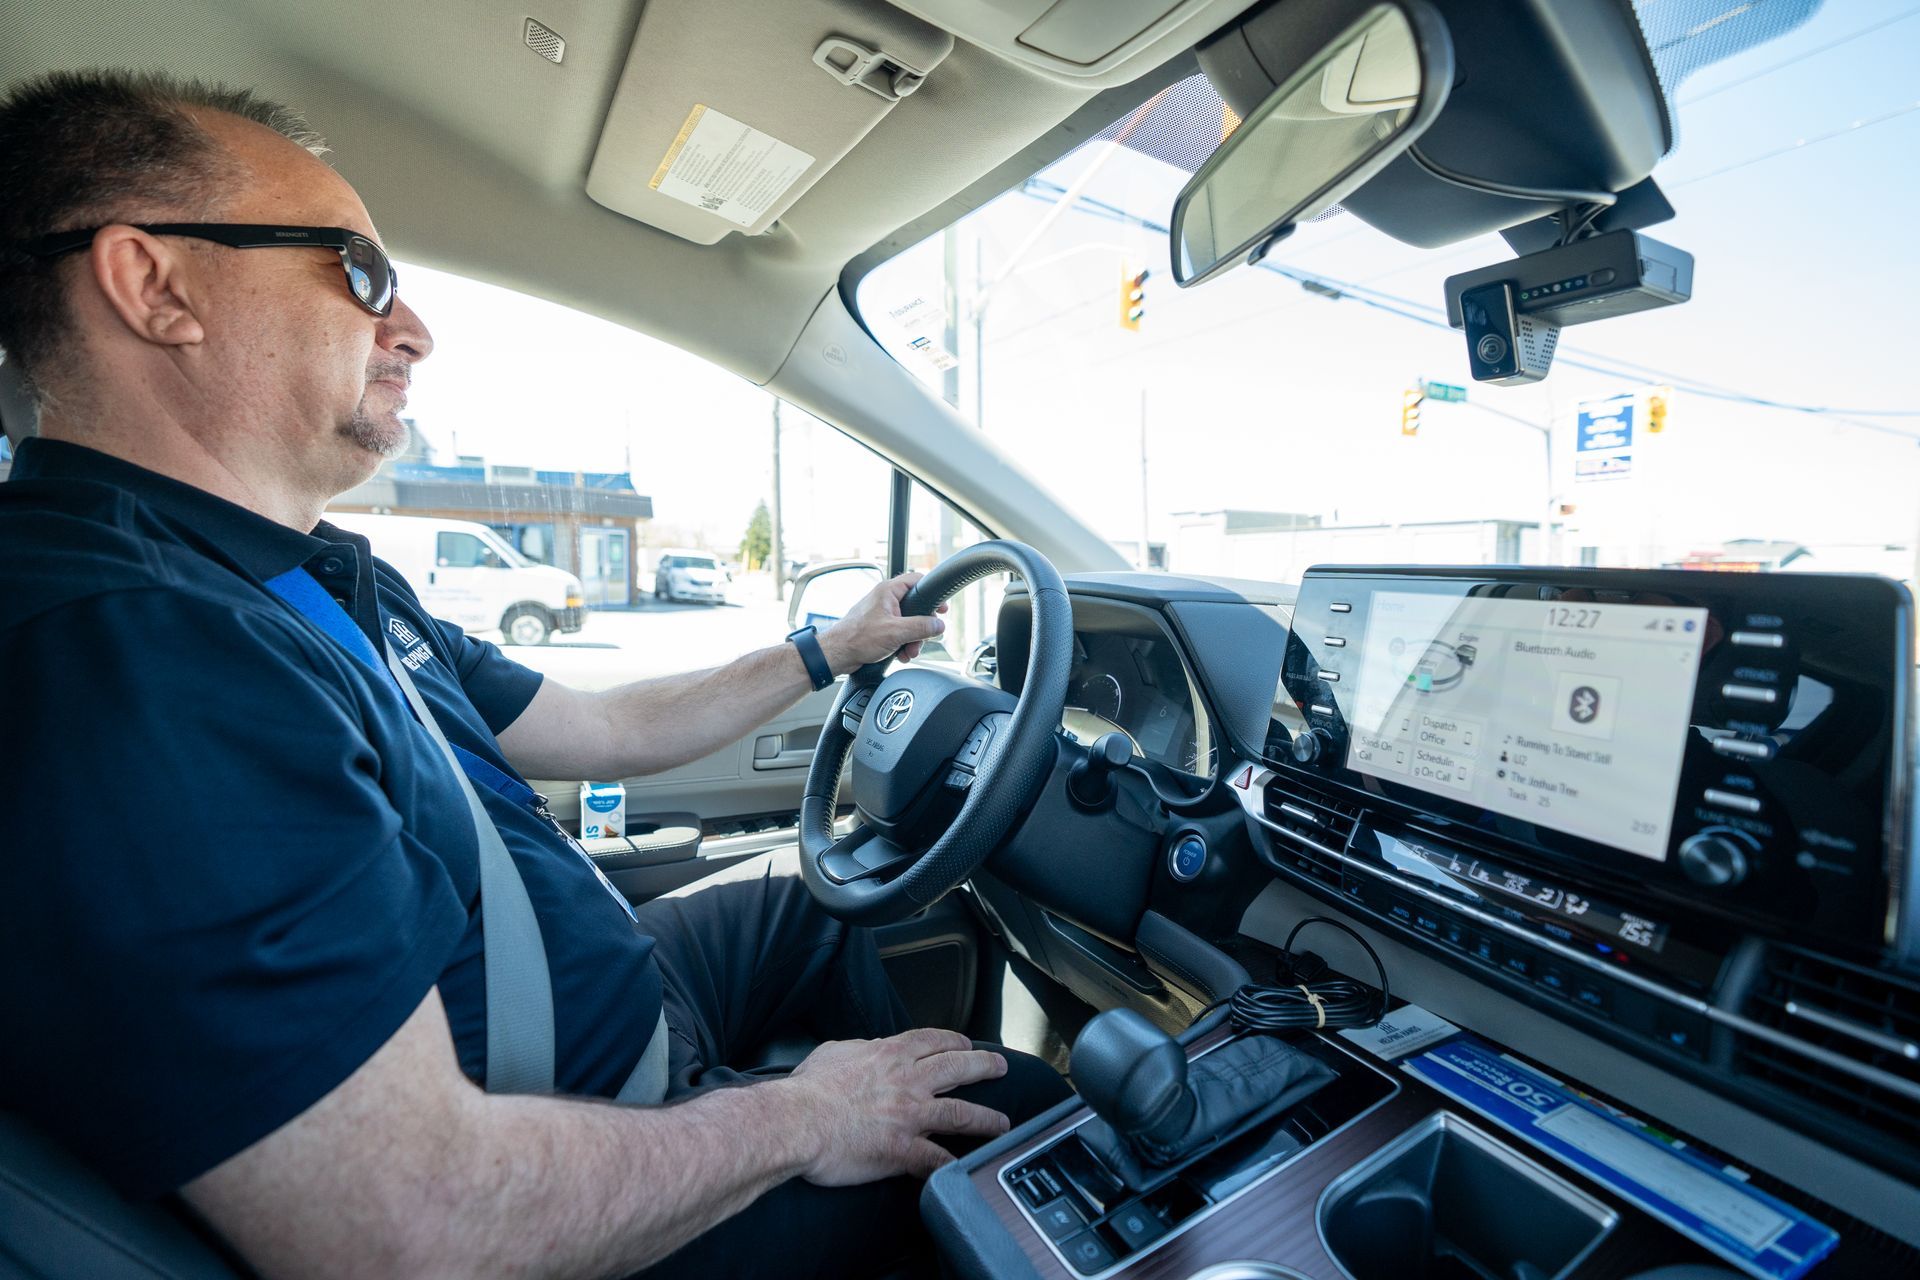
[1577,396,1635,453]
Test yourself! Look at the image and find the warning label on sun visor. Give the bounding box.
[650,105,814,228]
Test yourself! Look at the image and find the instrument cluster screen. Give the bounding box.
[1342,593,1707,860]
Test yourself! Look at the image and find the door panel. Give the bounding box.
[529,682,842,829]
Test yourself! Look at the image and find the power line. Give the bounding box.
[1006,180,1920,433]
[1668,98,1920,187]
[1002,179,1920,435]
[1676,6,1920,106]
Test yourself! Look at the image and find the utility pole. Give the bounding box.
[1138,389,1152,570]
[770,399,785,601]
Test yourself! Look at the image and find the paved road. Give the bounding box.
[490,576,794,688]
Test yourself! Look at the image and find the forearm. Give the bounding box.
[430,1082,815,1279]
[497,570,942,781]
[607,640,827,776]
[185,993,1008,1280]
[503,639,823,781]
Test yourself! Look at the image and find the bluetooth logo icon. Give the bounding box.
[1568,685,1601,724]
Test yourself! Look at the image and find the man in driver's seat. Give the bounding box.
[0,72,1068,1279]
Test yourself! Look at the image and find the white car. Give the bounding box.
[653,550,729,604]
[326,512,586,645]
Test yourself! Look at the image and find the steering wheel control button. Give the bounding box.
[1169,834,1207,882]
[944,768,975,792]
[1109,1203,1168,1250]
[842,687,876,733]
[1034,1198,1087,1242]
[1061,1231,1115,1274]
[1730,630,1786,648]
[1703,788,1762,815]
[1720,682,1778,705]
[957,721,995,765]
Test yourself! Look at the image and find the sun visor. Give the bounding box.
[587,0,953,245]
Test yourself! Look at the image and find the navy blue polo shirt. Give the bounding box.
[0,439,661,1198]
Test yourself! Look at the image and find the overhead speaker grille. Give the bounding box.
[524,17,566,65]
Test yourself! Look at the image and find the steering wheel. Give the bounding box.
[798,541,1072,925]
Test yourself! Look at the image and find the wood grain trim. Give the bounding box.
[969,1029,1719,1279]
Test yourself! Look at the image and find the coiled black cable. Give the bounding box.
[1228,916,1390,1033]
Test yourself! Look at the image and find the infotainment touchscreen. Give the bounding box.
[1344,592,1708,860]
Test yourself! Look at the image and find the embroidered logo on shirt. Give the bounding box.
[389,617,435,670]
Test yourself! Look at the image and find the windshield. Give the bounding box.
[482,529,533,569]
[855,0,1919,589]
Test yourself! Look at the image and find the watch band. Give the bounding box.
[787,625,834,691]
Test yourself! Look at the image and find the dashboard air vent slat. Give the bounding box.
[1261,773,1362,887]
[1735,947,1920,1153]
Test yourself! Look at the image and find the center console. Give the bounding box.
[924,1010,1902,1280]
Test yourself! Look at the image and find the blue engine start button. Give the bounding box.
[1169,834,1207,882]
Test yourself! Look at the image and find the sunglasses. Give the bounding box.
[19,223,398,317]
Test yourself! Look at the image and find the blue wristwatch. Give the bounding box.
[787,625,834,691]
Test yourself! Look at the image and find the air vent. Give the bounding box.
[1736,947,1920,1154]
[1261,773,1362,887]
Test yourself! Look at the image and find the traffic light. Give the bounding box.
[1647,386,1671,433]
[1400,387,1424,436]
[1119,266,1149,332]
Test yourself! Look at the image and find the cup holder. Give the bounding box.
[1318,1113,1617,1280]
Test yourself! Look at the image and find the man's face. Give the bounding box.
[189,114,433,493]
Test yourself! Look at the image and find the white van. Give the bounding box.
[325,512,586,645]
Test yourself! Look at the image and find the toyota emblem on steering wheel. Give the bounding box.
[875,690,915,734]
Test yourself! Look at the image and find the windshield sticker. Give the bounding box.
[882,295,959,371]
[650,105,814,228]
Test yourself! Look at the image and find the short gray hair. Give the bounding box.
[0,69,330,404]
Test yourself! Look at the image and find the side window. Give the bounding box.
[326,262,893,679]
[907,480,1001,675]
[436,531,485,568]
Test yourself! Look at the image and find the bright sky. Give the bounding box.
[392,0,1920,576]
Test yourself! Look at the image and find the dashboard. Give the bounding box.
[1056,627,1217,778]
[994,565,1920,1217]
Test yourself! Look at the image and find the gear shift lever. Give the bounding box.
[1069,1007,1338,1190]
[1070,1009,1196,1150]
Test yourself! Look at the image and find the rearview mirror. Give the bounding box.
[1172,0,1453,287]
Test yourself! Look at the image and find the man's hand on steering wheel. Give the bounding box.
[798,541,1070,925]
[820,571,951,673]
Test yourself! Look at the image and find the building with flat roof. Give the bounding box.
[331,426,652,607]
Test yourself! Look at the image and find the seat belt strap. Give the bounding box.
[383,641,556,1096]
[262,567,557,1095]
[614,1011,670,1105]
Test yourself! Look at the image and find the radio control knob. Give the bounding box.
[1292,729,1333,766]
[1679,833,1750,887]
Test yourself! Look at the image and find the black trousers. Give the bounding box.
[627,850,1071,1280]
